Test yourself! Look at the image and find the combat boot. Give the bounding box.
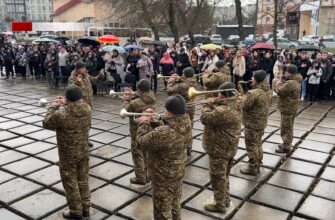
[130,177,147,185]
[88,141,94,148]
[62,211,83,220]
[275,144,290,154]
[83,210,89,218]
[204,203,225,213]
[240,164,258,176]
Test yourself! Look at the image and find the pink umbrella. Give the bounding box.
[250,43,275,50]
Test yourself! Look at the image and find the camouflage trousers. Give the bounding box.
[130,124,148,179]
[186,105,195,153]
[244,128,264,168]
[152,182,183,220]
[59,157,90,215]
[280,113,295,149]
[209,156,234,207]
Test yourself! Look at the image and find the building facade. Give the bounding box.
[318,0,335,36]
[52,0,119,27]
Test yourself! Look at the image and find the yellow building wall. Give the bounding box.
[53,1,95,23]
[299,11,312,38]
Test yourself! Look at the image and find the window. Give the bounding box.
[266,7,271,11]
[266,16,270,22]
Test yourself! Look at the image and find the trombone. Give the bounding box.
[188,87,239,101]
[120,108,164,120]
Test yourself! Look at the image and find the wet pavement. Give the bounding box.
[0,77,334,220]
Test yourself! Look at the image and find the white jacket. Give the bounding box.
[307,67,322,85]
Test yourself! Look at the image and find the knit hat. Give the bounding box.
[183,67,194,78]
[285,64,298,75]
[215,60,225,69]
[75,61,86,70]
[165,94,186,115]
[219,82,235,97]
[136,79,150,92]
[65,85,82,102]
[253,70,266,83]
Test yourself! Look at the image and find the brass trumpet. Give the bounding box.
[39,98,64,107]
[120,108,164,120]
[237,80,252,96]
[109,90,136,98]
[188,87,239,101]
[157,74,171,80]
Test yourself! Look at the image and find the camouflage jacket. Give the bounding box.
[137,114,192,186]
[167,77,197,117]
[42,100,92,162]
[68,70,104,108]
[123,91,156,126]
[242,81,272,130]
[201,98,242,158]
[203,67,231,98]
[277,74,302,114]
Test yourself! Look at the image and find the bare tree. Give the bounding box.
[235,0,244,40]
[164,0,180,43]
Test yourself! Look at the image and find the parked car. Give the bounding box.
[320,36,335,49]
[267,38,298,49]
[261,32,273,41]
[211,34,222,45]
[298,35,319,45]
[226,35,240,45]
[182,34,212,46]
[243,39,256,47]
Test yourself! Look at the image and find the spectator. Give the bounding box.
[319,52,333,100]
[260,52,274,86]
[232,49,246,86]
[296,51,312,101]
[307,60,322,102]
[137,51,154,81]
[176,48,190,75]
[160,52,175,90]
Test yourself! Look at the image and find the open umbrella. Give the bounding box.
[250,43,275,50]
[296,45,320,52]
[98,35,120,44]
[141,40,166,46]
[32,38,60,44]
[102,45,126,54]
[78,36,100,46]
[200,43,222,50]
[139,36,153,42]
[124,44,143,52]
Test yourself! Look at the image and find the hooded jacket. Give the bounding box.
[242,81,272,130]
[136,114,192,186]
[43,100,92,162]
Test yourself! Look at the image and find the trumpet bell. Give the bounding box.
[188,87,199,101]
[39,98,49,107]
[109,90,116,95]
[120,108,128,119]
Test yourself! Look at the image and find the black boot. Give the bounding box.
[83,209,90,218]
[240,164,258,176]
[130,177,147,185]
[88,141,93,148]
[62,211,83,220]
[275,144,290,154]
[204,203,225,213]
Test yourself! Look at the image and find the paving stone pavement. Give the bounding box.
[0,78,334,220]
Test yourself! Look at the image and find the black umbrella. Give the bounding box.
[296,45,320,52]
[141,40,166,46]
[78,36,100,46]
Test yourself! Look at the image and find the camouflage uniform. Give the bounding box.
[137,114,192,220]
[277,75,302,150]
[167,77,197,153]
[43,99,92,215]
[203,66,231,98]
[123,91,156,180]
[243,81,272,168]
[201,98,242,208]
[68,70,104,108]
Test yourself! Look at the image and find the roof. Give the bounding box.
[287,5,300,12]
[54,0,81,16]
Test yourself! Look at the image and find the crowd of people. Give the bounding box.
[1,41,335,102]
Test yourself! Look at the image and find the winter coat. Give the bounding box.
[137,56,154,80]
[296,58,312,79]
[111,55,125,82]
[136,114,191,186]
[201,98,242,159]
[242,81,272,130]
[42,99,92,162]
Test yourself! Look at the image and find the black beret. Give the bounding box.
[183,67,194,78]
[285,64,298,74]
[75,61,86,70]
[165,94,186,115]
[219,82,235,97]
[215,60,225,69]
[136,79,150,92]
[65,85,82,102]
[253,70,266,83]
